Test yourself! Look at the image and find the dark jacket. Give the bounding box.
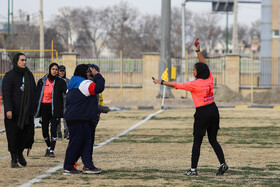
[64,73,105,123]
[2,69,36,116]
[35,74,67,118]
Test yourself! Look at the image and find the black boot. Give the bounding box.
[18,151,27,166]
[11,153,19,168]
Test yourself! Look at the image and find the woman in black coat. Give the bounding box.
[35,63,67,157]
[2,53,36,168]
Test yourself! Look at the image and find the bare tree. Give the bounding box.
[221,23,251,52]
[249,20,261,39]
[184,10,196,53]
[73,7,110,58]
[238,24,250,48]
[52,7,76,52]
[44,28,65,54]
[138,14,160,53]
[107,2,142,58]
[194,13,222,55]
[170,7,182,57]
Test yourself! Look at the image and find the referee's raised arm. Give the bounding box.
[195,43,206,64]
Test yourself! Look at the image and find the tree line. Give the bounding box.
[2,2,260,58]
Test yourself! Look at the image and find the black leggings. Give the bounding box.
[191,103,225,168]
[41,103,59,151]
[191,131,225,168]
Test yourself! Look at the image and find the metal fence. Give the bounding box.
[1,52,280,90]
[240,55,280,87]
[77,57,143,87]
[172,55,225,86]
[0,51,58,82]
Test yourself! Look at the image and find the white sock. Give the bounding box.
[191,168,196,171]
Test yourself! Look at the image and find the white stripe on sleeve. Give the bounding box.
[78,80,93,96]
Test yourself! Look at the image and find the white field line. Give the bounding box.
[19,109,164,187]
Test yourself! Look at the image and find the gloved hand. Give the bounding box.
[98,105,110,113]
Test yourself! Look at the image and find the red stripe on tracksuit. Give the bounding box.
[88,82,96,95]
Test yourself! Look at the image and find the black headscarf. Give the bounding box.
[74,64,88,79]
[194,62,210,79]
[13,53,31,129]
[48,63,59,81]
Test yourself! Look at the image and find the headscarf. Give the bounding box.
[74,64,88,79]
[194,62,210,79]
[13,53,31,129]
[48,63,59,81]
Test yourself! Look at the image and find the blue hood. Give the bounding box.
[68,76,86,90]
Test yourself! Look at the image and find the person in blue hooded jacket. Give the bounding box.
[63,64,105,175]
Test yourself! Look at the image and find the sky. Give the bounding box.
[0,0,261,27]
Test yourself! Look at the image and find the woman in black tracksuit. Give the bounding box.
[2,53,36,168]
[35,63,67,157]
[153,42,228,176]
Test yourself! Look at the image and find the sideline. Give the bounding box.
[19,109,164,187]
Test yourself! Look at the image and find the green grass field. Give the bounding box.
[0,108,279,186]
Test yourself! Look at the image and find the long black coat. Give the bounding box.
[2,69,36,116]
[35,74,67,118]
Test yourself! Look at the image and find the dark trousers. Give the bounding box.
[41,103,59,151]
[90,122,97,155]
[191,103,225,168]
[4,115,34,155]
[64,121,94,170]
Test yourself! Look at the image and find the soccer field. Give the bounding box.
[0,108,280,186]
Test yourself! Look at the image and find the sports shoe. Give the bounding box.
[184,168,198,176]
[83,166,102,174]
[63,168,83,175]
[49,150,55,157]
[45,148,50,157]
[216,163,228,175]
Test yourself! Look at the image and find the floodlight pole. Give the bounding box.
[226,11,228,53]
[8,0,10,38]
[11,0,14,45]
[232,0,238,53]
[40,0,44,65]
[158,0,173,98]
[181,0,188,82]
[182,0,187,60]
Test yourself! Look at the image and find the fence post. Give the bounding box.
[51,40,54,63]
[185,50,188,82]
[60,52,78,79]
[120,51,123,98]
[225,54,240,93]
[185,50,189,98]
[250,51,254,103]
[56,51,58,64]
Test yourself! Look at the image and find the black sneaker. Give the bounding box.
[184,168,198,176]
[49,150,55,157]
[63,168,82,175]
[83,166,102,174]
[216,163,228,175]
[45,148,50,157]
